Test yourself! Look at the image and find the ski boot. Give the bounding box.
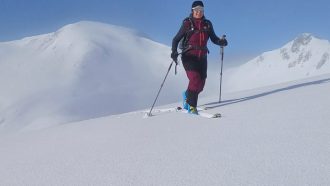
[188,106,198,115]
[182,91,189,110]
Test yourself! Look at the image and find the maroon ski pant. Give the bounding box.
[182,55,207,107]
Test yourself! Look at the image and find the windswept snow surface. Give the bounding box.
[0,74,329,186]
[0,21,186,132]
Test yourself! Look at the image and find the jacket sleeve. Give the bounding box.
[207,20,223,46]
[172,20,188,52]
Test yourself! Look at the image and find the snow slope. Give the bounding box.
[0,74,329,186]
[0,21,186,132]
[226,33,330,91]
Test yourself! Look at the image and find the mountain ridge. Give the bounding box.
[225,33,330,91]
[0,21,185,132]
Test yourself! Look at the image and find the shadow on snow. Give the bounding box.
[202,77,330,109]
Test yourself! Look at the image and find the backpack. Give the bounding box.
[179,18,195,51]
[179,17,210,53]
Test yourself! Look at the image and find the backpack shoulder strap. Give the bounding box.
[179,17,195,52]
[203,19,212,31]
[183,17,195,32]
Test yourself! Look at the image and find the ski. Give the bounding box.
[144,106,221,119]
[177,107,221,118]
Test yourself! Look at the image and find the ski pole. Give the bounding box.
[147,59,177,117]
[219,35,226,103]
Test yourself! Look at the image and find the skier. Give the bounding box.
[171,1,228,114]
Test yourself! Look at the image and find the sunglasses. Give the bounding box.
[192,6,204,12]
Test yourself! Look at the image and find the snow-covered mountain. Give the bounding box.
[0,21,186,132]
[226,33,330,91]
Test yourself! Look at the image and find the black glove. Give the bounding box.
[171,51,179,64]
[219,38,228,47]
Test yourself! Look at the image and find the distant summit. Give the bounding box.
[226,34,330,91]
[0,21,184,132]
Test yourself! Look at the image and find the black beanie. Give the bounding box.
[192,1,204,9]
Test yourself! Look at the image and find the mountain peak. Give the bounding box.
[296,33,313,39]
[57,21,134,33]
[52,21,133,41]
[291,33,314,53]
[226,33,330,91]
[0,21,176,132]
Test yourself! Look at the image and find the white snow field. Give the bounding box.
[0,74,329,185]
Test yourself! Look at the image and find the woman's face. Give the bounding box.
[192,7,204,19]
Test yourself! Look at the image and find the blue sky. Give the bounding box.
[1,0,330,66]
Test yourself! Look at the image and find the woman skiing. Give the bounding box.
[171,1,228,114]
